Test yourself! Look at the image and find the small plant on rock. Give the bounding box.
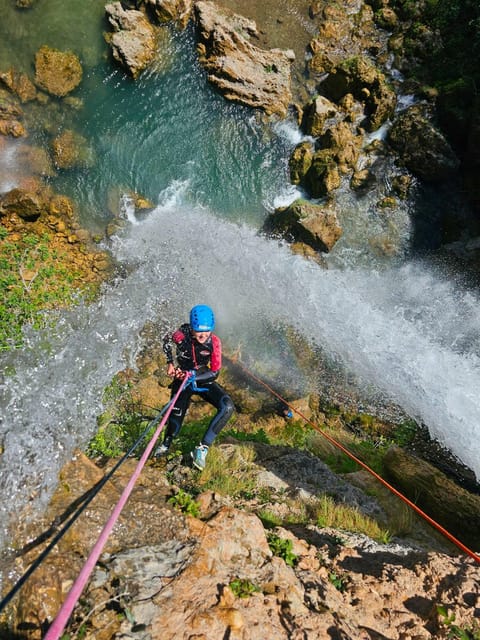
[229,578,261,598]
[168,489,200,517]
[267,532,297,567]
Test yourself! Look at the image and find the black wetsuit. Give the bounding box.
[162,324,234,446]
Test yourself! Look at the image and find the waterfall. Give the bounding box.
[2,192,480,553]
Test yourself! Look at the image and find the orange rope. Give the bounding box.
[233,358,480,564]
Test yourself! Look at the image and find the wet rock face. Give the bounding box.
[105,2,158,79]
[384,445,480,549]
[264,198,343,253]
[34,46,83,97]
[319,54,397,132]
[194,0,295,118]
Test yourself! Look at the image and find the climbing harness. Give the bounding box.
[231,357,480,565]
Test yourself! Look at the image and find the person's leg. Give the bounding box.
[201,383,235,446]
[191,383,234,470]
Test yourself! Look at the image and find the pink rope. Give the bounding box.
[44,375,190,640]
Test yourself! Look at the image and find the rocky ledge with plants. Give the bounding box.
[2,332,480,639]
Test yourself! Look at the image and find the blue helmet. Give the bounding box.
[190,305,215,332]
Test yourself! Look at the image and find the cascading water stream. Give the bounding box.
[2,193,480,560]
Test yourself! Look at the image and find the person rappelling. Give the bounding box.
[154,304,235,470]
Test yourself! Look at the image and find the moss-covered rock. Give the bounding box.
[263,198,342,253]
[320,55,396,132]
[34,45,83,97]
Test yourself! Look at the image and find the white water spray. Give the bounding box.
[1,196,480,554]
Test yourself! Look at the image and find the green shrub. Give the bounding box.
[229,578,261,598]
[168,489,200,517]
[267,532,297,567]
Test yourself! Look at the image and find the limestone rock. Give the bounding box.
[105,2,158,79]
[320,55,396,131]
[194,0,294,118]
[301,95,340,137]
[319,121,362,173]
[388,104,461,181]
[34,45,83,97]
[289,140,314,184]
[264,198,343,253]
[304,149,342,198]
[144,0,193,27]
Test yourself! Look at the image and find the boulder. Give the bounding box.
[301,95,339,137]
[320,55,396,131]
[319,121,362,173]
[387,104,460,181]
[194,1,294,118]
[144,0,193,27]
[289,141,314,184]
[105,2,158,79]
[0,188,45,221]
[384,445,480,549]
[34,46,83,97]
[263,198,343,253]
[304,150,342,198]
[51,129,93,170]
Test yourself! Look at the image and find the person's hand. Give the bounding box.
[166,363,176,377]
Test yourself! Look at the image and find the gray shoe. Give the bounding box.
[154,438,172,457]
[191,444,209,470]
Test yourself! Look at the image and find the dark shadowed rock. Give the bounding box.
[384,445,480,549]
[388,104,460,181]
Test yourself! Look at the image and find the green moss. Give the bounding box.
[0,229,99,350]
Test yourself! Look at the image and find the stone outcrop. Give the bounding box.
[7,449,480,639]
[301,94,340,137]
[105,2,158,79]
[388,104,461,181]
[34,46,83,97]
[194,1,294,118]
[264,198,343,253]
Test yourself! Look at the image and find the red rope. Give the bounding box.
[234,359,480,564]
